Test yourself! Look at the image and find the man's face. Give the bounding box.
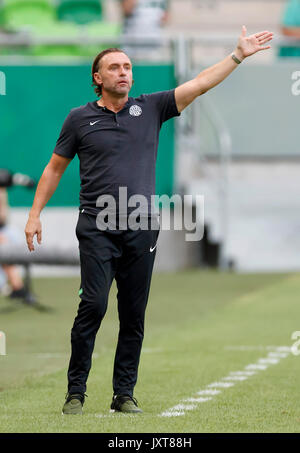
[94,52,133,97]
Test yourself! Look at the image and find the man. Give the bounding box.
[24,25,273,415]
[0,188,25,299]
[0,186,36,304]
[119,0,169,59]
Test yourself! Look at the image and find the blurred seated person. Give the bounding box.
[0,188,35,303]
[279,0,300,57]
[119,0,170,59]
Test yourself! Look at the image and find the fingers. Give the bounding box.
[25,231,42,251]
[255,30,270,39]
[25,229,42,251]
[37,230,42,245]
[258,45,271,52]
[25,232,35,252]
[242,25,247,37]
[25,217,42,252]
[258,33,273,44]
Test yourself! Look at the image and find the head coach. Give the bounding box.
[25,25,273,415]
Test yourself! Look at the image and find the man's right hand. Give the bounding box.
[25,215,42,252]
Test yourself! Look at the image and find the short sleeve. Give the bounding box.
[53,110,78,159]
[148,89,181,124]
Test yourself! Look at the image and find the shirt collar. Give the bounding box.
[91,98,132,114]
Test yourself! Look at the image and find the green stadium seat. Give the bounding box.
[79,21,121,56]
[1,0,55,30]
[56,0,103,25]
[30,22,82,56]
[0,45,32,56]
[86,21,121,38]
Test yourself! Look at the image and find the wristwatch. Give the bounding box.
[231,52,242,64]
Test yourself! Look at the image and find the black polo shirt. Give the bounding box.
[53,89,180,217]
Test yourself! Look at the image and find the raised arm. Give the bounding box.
[174,25,273,113]
[25,153,71,252]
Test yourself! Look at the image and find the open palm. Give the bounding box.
[237,25,273,58]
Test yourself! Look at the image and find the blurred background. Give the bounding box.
[0,0,300,296]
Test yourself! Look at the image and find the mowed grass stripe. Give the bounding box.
[0,271,300,432]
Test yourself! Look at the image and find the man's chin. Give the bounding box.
[116,86,130,94]
[105,86,131,97]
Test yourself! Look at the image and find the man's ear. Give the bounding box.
[94,72,102,85]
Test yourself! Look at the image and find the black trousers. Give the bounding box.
[67,212,159,397]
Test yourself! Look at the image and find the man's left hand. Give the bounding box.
[235,25,274,61]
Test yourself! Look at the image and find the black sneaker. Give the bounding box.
[9,287,27,300]
[110,395,143,414]
[62,393,86,415]
[9,287,37,305]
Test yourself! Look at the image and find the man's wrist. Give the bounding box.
[29,210,40,219]
[232,48,245,63]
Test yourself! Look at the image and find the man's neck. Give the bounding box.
[97,94,129,113]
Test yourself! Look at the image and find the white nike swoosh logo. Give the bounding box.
[90,120,100,126]
[150,244,157,253]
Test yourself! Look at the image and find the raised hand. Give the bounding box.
[235,25,274,60]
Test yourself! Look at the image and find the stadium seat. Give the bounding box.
[56,0,103,25]
[0,45,32,56]
[30,22,82,56]
[1,0,55,30]
[79,21,121,56]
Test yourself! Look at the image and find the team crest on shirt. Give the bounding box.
[129,105,142,117]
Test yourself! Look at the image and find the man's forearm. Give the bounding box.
[29,165,62,218]
[196,48,243,95]
[175,27,273,113]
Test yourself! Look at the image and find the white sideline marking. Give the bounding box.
[258,358,279,364]
[172,404,196,411]
[208,382,235,388]
[183,397,212,403]
[161,411,184,417]
[197,389,221,396]
[245,364,268,370]
[229,371,256,376]
[223,376,248,381]
[159,345,291,418]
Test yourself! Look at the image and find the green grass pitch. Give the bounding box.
[0,269,300,433]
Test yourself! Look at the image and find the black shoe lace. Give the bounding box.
[129,396,138,407]
[115,394,139,407]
